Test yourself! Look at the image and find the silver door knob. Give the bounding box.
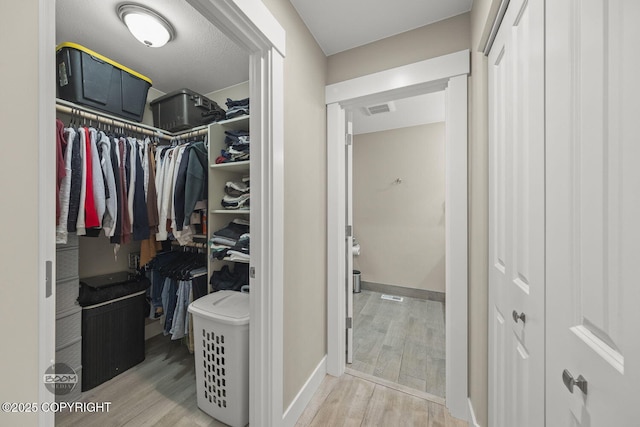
[512,310,526,324]
[562,369,588,395]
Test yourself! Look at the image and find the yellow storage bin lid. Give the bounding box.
[56,42,152,85]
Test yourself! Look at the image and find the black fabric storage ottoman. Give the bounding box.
[79,272,149,391]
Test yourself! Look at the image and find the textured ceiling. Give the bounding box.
[56,0,250,95]
[290,0,473,55]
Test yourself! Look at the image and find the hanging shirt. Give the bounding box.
[56,127,75,244]
[146,140,159,234]
[132,138,150,241]
[127,138,137,231]
[157,147,179,241]
[170,145,188,235]
[55,119,67,226]
[110,137,123,244]
[118,138,132,244]
[67,130,82,233]
[83,127,100,229]
[99,131,118,237]
[184,141,208,226]
[76,128,88,235]
[89,128,105,229]
[173,144,191,232]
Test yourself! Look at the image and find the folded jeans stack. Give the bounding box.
[225,97,249,119]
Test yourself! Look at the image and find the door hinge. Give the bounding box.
[45,260,52,298]
[346,133,352,146]
[346,225,352,237]
[346,317,353,329]
[249,267,256,279]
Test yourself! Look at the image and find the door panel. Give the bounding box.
[488,0,544,426]
[489,37,510,427]
[546,0,640,424]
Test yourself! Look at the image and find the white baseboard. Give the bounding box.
[468,397,481,427]
[282,356,327,427]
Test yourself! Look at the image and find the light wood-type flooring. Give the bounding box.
[351,290,446,398]
[296,373,467,427]
[56,334,225,427]
[57,298,451,427]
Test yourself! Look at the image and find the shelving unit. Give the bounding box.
[207,115,251,286]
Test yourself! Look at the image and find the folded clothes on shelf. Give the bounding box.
[210,219,250,262]
[215,129,251,164]
[211,236,237,247]
[225,97,249,119]
[212,218,249,240]
[210,233,250,262]
[225,180,249,197]
[222,193,250,210]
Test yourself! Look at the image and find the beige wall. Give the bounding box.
[261,0,328,411]
[78,239,140,278]
[205,81,249,111]
[0,1,40,425]
[353,123,445,293]
[327,13,471,85]
[468,1,501,426]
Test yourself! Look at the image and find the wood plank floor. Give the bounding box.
[56,334,225,427]
[57,295,449,427]
[296,373,467,427]
[352,290,446,397]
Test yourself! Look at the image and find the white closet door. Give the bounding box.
[488,0,545,426]
[546,1,640,425]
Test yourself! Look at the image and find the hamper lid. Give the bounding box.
[80,271,137,289]
[188,290,250,325]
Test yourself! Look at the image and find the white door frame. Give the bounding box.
[38,1,285,426]
[326,50,470,420]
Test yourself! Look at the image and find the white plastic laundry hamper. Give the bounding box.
[188,291,249,427]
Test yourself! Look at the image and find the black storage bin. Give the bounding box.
[57,42,152,122]
[79,272,149,391]
[150,88,226,132]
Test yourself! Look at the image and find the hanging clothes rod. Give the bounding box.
[56,99,210,141]
[56,98,171,140]
[171,240,208,249]
[173,126,209,140]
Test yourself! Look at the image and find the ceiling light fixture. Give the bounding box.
[117,3,175,48]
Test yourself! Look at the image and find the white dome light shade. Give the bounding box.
[117,4,175,48]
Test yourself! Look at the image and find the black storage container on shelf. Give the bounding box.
[150,88,226,132]
[78,271,149,391]
[56,42,152,122]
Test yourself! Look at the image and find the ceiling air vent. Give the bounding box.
[362,101,396,116]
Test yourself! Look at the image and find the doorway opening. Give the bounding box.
[349,91,447,398]
[326,50,469,421]
[38,1,285,426]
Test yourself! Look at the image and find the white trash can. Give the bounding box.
[188,291,250,427]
